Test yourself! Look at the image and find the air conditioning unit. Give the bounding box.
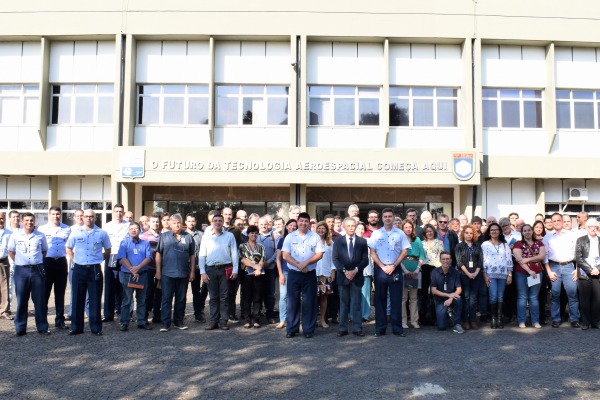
[569,187,588,201]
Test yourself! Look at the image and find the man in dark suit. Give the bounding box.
[332,217,369,337]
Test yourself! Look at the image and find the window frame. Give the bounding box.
[388,86,459,128]
[482,88,543,129]
[215,84,289,127]
[0,84,40,126]
[136,84,210,126]
[50,83,114,126]
[556,89,599,130]
[307,85,381,127]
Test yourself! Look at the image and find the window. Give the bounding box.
[61,201,112,227]
[482,88,542,128]
[216,85,288,126]
[389,87,458,128]
[308,86,380,127]
[51,84,114,125]
[556,89,600,129]
[0,85,39,126]
[137,84,209,126]
[0,200,49,226]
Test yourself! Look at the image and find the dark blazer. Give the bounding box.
[332,234,369,287]
[575,234,600,280]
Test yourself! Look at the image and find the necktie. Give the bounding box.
[348,236,354,259]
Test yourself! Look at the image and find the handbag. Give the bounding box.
[127,274,144,290]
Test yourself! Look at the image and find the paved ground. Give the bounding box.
[1,291,599,400]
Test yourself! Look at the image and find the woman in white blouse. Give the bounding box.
[315,221,334,328]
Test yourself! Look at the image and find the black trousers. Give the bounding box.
[207,266,229,323]
[228,275,240,318]
[43,256,68,325]
[241,273,265,323]
[190,267,209,317]
[578,278,600,326]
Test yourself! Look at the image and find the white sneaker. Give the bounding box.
[412,323,421,329]
[402,323,409,329]
[453,324,464,334]
[519,323,526,329]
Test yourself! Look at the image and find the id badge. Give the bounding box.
[93,243,98,252]
[133,249,139,255]
[468,261,473,271]
[444,282,447,291]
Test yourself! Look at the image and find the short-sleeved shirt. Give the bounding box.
[117,236,152,273]
[66,225,111,265]
[104,220,131,255]
[430,267,461,303]
[277,236,288,273]
[239,242,266,275]
[367,226,410,265]
[156,231,195,278]
[282,230,325,272]
[513,240,544,274]
[8,229,48,265]
[38,223,71,258]
[0,228,13,258]
[140,230,159,268]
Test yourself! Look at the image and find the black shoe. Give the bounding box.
[65,315,72,322]
[228,315,239,323]
[304,333,313,338]
[205,323,218,331]
[138,323,153,330]
[330,318,339,324]
[581,324,590,330]
[374,331,386,337]
[194,315,206,323]
[38,330,51,335]
[362,318,371,323]
[55,323,70,330]
[151,318,162,324]
[286,332,296,338]
[337,331,348,337]
[267,318,276,325]
[68,330,83,336]
[393,332,406,337]
[353,331,365,337]
[92,331,103,336]
[551,321,560,328]
[119,324,128,332]
[571,321,581,328]
[101,317,114,323]
[591,324,600,329]
[173,323,189,330]
[219,323,229,331]
[15,331,26,337]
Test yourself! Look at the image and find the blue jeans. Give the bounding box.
[549,263,580,323]
[488,277,507,304]
[71,263,103,334]
[460,273,482,322]
[361,276,372,320]
[14,264,48,334]
[374,267,403,334]
[120,271,149,326]
[160,275,189,328]
[279,271,288,323]
[514,272,541,324]
[435,297,462,330]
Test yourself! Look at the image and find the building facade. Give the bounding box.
[1,1,600,225]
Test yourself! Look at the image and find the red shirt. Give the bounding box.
[513,240,544,274]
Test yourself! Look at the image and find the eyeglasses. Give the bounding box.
[83,215,95,218]
[489,229,500,232]
[438,221,448,224]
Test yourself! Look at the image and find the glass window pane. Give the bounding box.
[57,97,71,124]
[98,84,113,94]
[188,97,209,125]
[97,97,113,124]
[163,85,185,94]
[33,201,48,210]
[413,88,433,97]
[139,96,159,124]
[163,97,184,124]
[574,102,594,129]
[389,87,409,97]
[75,85,95,94]
[62,201,82,210]
[242,86,263,95]
[482,99,498,127]
[556,90,570,100]
[500,89,520,99]
[0,97,20,124]
[309,86,330,96]
[333,86,355,96]
[266,86,288,95]
[522,90,541,99]
[10,201,31,209]
[334,98,355,125]
[140,85,161,95]
[216,97,238,125]
[436,88,457,97]
[501,100,520,128]
[389,99,409,126]
[83,201,104,210]
[24,97,39,125]
[74,97,94,124]
[242,97,254,125]
[309,98,330,126]
[437,99,457,127]
[359,98,379,126]
[187,85,208,95]
[573,90,593,100]
[413,99,433,126]
[24,85,39,95]
[0,85,21,95]
[556,101,571,129]
[482,89,497,98]
[217,86,239,96]
[358,87,379,96]
[523,101,543,128]
[267,98,288,125]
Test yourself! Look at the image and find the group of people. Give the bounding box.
[0,203,598,338]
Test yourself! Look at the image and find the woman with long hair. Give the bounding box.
[275,219,298,329]
[532,219,548,325]
[419,224,445,325]
[481,222,513,329]
[315,221,334,328]
[355,222,373,322]
[400,219,425,329]
[455,224,483,329]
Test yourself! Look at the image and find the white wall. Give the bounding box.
[0,41,41,82]
[0,176,48,200]
[137,41,210,83]
[307,42,384,85]
[307,127,386,148]
[555,47,600,89]
[50,41,115,83]
[387,128,464,148]
[485,178,536,221]
[482,45,546,88]
[390,44,462,86]
[57,176,110,200]
[551,131,600,156]
[215,41,291,84]
[0,127,44,151]
[46,126,113,151]
[483,129,548,155]
[214,127,291,147]
[134,127,211,147]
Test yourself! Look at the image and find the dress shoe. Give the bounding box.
[194,315,206,323]
[353,331,365,337]
[393,332,407,337]
[581,324,589,330]
[470,322,479,330]
[92,331,103,336]
[571,321,581,329]
[119,324,128,332]
[219,323,229,331]
[15,331,26,337]
[267,318,276,325]
[137,323,153,330]
[55,323,70,330]
[285,332,296,338]
[68,330,83,336]
[303,333,313,338]
[38,330,51,336]
[337,331,348,337]
[65,315,72,322]
[551,321,560,328]
[374,331,386,337]
[591,324,600,329]
[362,318,371,323]
[101,317,114,323]
[205,323,218,331]
[462,322,471,330]
[330,318,339,324]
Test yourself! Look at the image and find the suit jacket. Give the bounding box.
[332,234,369,287]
